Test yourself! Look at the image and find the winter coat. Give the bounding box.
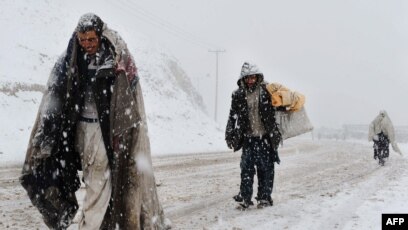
[368,110,402,155]
[225,62,281,163]
[20,22,168,229]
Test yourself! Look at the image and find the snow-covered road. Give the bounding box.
[1,139,407,229]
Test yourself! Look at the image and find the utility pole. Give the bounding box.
[208,49,225,122]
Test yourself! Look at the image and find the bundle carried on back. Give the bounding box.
[266,83,313,140]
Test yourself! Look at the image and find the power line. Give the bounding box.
[127,2,219,48]
[115,0,221,49]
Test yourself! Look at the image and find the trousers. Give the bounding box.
[75,121,111,230]
[240,135,275,202]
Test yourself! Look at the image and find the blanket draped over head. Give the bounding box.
[20,23,169,229]
[368,110,402,155]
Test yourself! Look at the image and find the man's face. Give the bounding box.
[244,74,258,88]
[77,30,100,55]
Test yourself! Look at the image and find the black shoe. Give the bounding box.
[233,194,243,202]
[257,199,273,208]
[239,200,254,209]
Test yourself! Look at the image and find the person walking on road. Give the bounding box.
[369,110,402,166]
[20,13,169,229]
[225,62,282,209]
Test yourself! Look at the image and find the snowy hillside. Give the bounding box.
[0,0,227,164]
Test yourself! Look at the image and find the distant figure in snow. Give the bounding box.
[20,13,169,229]
[368,110,402,166]
[225,62,282,209]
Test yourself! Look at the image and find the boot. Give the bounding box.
[257,199,273,208]
[233,193,243,202]
[239,199,254,209]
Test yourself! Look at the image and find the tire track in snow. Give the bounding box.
[1,140,402,230]
[313,158,408,230]
[155,141,341,228]
[159,140,402,229]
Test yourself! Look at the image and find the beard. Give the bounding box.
[245,82,259,92]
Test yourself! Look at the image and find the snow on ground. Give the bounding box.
[199,140,408,230]
[0,91,41,163]
[1,139,407,230]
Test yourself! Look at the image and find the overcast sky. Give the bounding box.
[54,0,408,128]
[109,0,408,128]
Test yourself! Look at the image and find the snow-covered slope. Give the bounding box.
[0,0,227,164]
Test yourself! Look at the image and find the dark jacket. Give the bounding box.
[225,82,281,163]
[225,62,281,162]
[20,23,168,229]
